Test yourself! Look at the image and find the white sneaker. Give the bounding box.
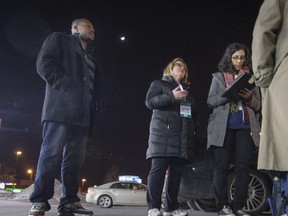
[148,208,162,216]
[234,209,250,216]
[218,205,235,216]
[163,209,188,216]
[28,203,47,216]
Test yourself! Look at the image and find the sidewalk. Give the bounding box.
[0,182,217,215]
[0,199,218,216]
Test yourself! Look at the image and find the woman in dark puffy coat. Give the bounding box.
[145,57,198,216]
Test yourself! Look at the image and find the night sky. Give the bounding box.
[0,0,264,186]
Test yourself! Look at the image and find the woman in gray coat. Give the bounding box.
[145,57,198,216]
[207,43,261,216]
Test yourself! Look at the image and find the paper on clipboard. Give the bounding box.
[221,73,255,98]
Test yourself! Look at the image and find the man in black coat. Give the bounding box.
[28,18,101,216]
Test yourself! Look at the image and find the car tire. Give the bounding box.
[187,199,200,211]
[228,169,271,215]
[98,195,113,208]
[194,199,217,212]
[178,201,190,210]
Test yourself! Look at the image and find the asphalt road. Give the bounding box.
[0,200,218,216]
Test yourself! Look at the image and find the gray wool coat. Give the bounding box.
[207,72,261,149]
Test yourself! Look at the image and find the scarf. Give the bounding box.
[223,66,250,123]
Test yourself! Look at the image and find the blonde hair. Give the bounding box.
[162,57,190,85]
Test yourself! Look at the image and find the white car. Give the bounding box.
[86,181,147,208]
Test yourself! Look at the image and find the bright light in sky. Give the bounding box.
[120,36,125,41]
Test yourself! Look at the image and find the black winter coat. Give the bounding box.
[36,32,102,129]
[145,76,198,160]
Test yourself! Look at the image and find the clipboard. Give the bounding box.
[221,73,255,98]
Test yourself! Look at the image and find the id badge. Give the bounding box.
[180,101,192,118]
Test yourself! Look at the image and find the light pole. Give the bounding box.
[81,178,86,192]
[27,169,33,181]
[15,151,22,176]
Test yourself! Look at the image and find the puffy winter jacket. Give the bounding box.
[145,76,198,160]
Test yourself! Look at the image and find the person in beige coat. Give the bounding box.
[252,0,288,174]
[252,0,288,215]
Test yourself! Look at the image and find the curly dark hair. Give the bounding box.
[218,43,252,72]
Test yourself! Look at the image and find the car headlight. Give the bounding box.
[87,187,96,194]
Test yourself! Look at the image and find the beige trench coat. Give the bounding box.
[252,0,288,171]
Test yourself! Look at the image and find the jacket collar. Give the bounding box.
[213,72,227,87]
[163,75,176,82]
[67,33,84,57]
[68,33,94,58]
[163,75,186,86]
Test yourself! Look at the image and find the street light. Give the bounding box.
[81,178,86,192]
[27,169,33,181]
[15,151,22,175]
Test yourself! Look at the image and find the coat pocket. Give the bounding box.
[207,113,215,135]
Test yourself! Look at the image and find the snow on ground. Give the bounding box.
[0,179,86,203]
